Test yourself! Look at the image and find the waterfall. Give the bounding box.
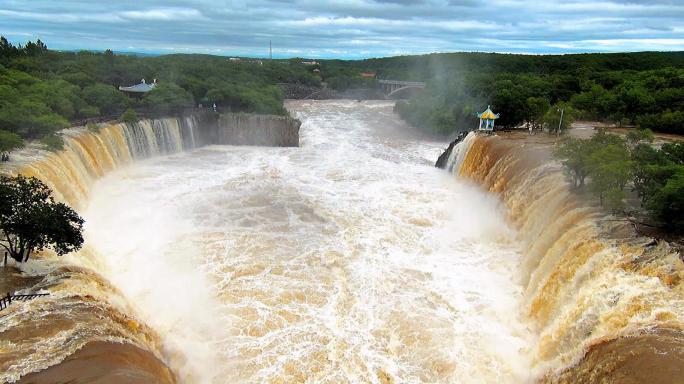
[4,105,682,383]
[0,116,206,383]
[18,117,201,210]
[449,132,684,379]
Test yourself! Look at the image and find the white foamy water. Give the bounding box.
[80,100,534,383]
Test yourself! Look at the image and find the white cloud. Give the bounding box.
[119,8,206,21]
[0,0,682,57]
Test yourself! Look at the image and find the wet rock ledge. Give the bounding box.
[217,113,301,147]
[17,341,177,384]
[435,131,468,169]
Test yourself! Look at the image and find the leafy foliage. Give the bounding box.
[0,175,84,262]
[553,137,592,188]
[586,140,631,210]
[555,131,684,230]
[40,134,64,151]
[120,109,139,124]
[0,37,319,143]
[319,52,684,135]
[542,103,577,134]
[143,83,194,114]
[0,129,24,153]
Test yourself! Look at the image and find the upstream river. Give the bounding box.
[79,100,534,383]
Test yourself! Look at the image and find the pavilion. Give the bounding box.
[477,105,499,132]
[119,78,156,97]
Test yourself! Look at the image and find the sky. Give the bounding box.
[1,0,683,59]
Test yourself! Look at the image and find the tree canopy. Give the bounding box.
[0,37,321,149]
[0,175,84,262]
[318,51,684,135]
[554,130,684,231]
[0,130,23,153]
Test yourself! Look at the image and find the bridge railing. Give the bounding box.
[378,79,426,87]
[0,292,50,312]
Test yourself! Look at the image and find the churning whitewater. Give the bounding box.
[77,100,534,383]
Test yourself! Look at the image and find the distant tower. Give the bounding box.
[269,40,272,60]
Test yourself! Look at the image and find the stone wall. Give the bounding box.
[217,113,300,147]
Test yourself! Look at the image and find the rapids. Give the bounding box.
[4,100,680,383]
[78,100,535,383]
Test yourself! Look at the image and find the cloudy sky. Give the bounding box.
[1,0,683,58]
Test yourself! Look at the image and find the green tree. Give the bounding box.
[586,138,631,210]
[626,128,654,147]
[82,83,127,115]
[553,137,593,188]
[0,130,24,154]
[40,134,64,151]
[542,102,576,135]
[631,143,667,200]
[525,96,550,131]
[0,99,69,138]
[660,142,684,164]
[0,175,84,262]
[120,109,138,124]
[645,166,684,232]
[143,82,194,114]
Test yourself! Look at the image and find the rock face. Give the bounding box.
[544,328,684,384]
[434,131,468,169]
[17,341,177,384]
[217,113,300,147]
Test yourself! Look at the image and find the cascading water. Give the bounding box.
[447,132,684,380]
[2,101,681,384]
[74,101,537,383]
[0,116,205,382]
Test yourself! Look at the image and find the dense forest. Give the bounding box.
[0,37,319,152]
[320,51,684,135]
[3,37,682,154]
[554,129,684,232]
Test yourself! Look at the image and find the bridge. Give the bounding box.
[378,79,426,98]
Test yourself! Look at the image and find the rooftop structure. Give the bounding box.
[477,105,499,132]
[119,78,156,94]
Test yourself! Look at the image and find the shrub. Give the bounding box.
[86,122,100,133]
[79,105,100,118]
[40,134,64,151]
[0,129,24,152]
[120,109,138,124]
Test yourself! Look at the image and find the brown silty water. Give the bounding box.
[0,100,682,383]
[448,133,684,382]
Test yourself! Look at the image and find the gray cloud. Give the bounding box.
[0,0,682,58]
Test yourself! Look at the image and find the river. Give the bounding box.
[76,100,534,383]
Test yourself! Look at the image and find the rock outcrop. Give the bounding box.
[434,131,468,169]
